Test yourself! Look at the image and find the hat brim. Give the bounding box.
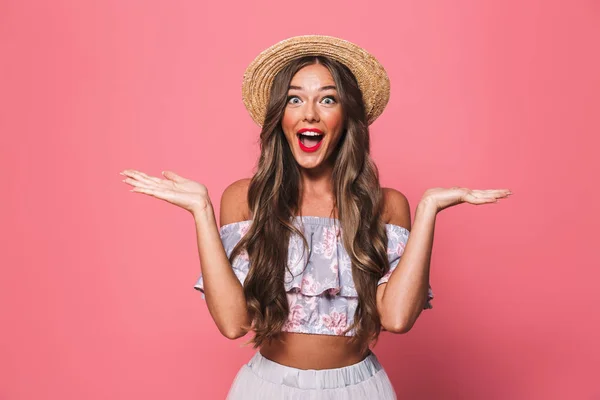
[242,35,390,127]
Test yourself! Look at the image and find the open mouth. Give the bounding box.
[297,131,324,152]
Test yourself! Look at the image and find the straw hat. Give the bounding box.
[242,35,390,127]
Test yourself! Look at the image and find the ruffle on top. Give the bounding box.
[194,216,434,336]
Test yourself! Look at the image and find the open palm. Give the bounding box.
[121,169,210,215]
[423,187,512,213]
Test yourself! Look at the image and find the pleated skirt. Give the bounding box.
[226,351,397,399]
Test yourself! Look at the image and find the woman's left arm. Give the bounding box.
[377,186,512,333]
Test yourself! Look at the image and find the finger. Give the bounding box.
[473,189,511,195]
[471,190,511,199]
[134,170,163,184]
[121,169,154,184]
[130,186,158,195]
[162,170,186,183]
[122,170,161,185]
[122,177,155,190]
[467,190,495,200]
[130,186,172,199]
[465,193,497,204]
[486,190,511,199]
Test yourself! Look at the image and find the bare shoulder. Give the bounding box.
[220,178,251,226]
[381,187,411,231]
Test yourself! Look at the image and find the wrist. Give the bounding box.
[417,197,439,216]
[192,201,214,222]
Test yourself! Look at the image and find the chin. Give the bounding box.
[295,158,320,169]
[296,154,332,170]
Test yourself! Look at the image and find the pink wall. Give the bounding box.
[1,0,598,399]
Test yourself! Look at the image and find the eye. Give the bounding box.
[287,95,301,105]
[321,96,337,105]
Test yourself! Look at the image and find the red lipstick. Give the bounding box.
[297,128,323,134]
[296,128,324,153]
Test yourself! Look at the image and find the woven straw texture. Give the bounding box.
[242,35,390,127]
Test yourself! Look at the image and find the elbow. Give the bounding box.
[206,300,250,340]
[383,323,412,334]
[220,326,248,340]
[381,315,413,334]
[218,316,250,340]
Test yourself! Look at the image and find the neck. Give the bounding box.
[299,162,334,195]
[297,161,338,219]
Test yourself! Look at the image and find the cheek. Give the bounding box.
[281,108,297,131]
[281,110,297,136]
[323,109,344,134]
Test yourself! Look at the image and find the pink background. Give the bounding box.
[1,0,598,399]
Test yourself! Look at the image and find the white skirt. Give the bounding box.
[226,351,397,399]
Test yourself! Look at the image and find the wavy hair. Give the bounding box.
[229,56,389,350]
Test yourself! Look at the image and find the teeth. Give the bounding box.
[298,131,323,136]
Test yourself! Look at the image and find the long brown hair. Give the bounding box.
[229,56,389,349]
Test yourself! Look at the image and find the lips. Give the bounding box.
[297,128,324,152]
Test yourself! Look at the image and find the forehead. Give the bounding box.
[289,63,335,87]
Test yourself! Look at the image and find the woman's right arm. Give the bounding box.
[193,179,251,339]
[121,169,251,339]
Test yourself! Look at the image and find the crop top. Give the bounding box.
[194,216,434,337]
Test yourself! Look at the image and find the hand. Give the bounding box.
[421,187,512,213]
[121,169,211,215]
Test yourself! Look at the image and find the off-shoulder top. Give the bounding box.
[194,216,434,337]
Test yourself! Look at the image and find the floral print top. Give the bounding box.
[194,216,434,337]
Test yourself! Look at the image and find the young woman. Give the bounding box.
[121,35,511,399]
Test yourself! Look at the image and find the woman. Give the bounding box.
[121,35,511,399]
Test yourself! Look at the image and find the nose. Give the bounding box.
[302,101,320,123]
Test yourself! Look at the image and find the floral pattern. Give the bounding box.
[321,311,348,335]
[194,216,434,335]
[282,292,307,331]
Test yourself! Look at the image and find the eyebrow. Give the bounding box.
[288,85,337,92]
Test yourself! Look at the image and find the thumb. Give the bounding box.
[162,170,185,183]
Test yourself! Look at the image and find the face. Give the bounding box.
[281,63,344,171]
